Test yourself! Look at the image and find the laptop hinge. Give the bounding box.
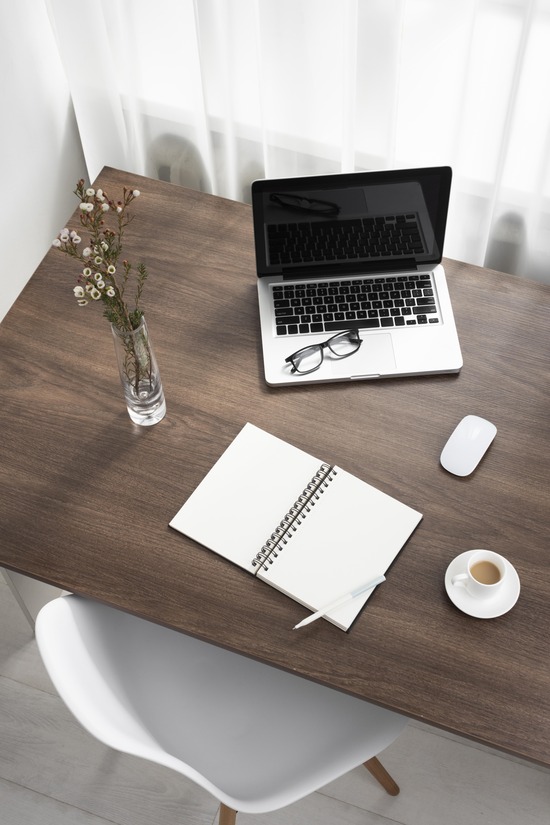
[279,258,418,279]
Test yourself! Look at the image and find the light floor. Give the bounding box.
[1,577,548,825]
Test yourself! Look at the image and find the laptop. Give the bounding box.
[251,166,462,386]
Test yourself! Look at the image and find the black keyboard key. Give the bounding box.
[413,305,437,314]
[324,318,380,332]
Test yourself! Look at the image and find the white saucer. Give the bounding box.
[445,551,520,619]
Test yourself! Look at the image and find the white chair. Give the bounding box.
[35,595,408,825]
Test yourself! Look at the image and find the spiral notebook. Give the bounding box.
[169,423,422,630]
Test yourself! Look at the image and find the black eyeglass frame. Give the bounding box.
[285,329,363,375]
[269,192,341,216]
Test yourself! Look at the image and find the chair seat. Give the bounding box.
[35,595,407,814]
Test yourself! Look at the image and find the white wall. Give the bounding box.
[0,2,87,323]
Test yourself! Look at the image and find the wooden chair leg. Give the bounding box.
[364,756,400,796]
[219,802,237,825]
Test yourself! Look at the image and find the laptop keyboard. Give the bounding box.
[272,273,440,336]
[267,213,425,266]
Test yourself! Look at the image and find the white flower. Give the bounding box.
[72,234,81,244]
[94,256,103,265]
[96,279,105,289]
[101,242,108,251]
[79,203,89,211]
[133,189,140,197]
[86,188,95,197]
[117,206,123,213]
[96,188,104,199]
[107,265,116,274]
[82,267,92,277]
[77,298,89,307]
[106,287,115,297]
[101,203,109,212]
[85,284,95,294]
[52,239,61,247]
[93,272,102,282]
[82,247,92,257]
[85,203,94,212]
[60,231,70,242]
[90,287,101,300]
[73,286,85,297]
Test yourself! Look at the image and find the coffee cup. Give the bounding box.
[451,550,507,599]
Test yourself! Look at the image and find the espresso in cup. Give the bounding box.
[451,550,507,598]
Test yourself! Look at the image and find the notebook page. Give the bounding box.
[169,423,323,571]
[257,467,422,630]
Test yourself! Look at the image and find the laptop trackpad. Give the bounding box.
[332,333,396,378]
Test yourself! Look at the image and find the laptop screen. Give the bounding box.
[251,166,452,278]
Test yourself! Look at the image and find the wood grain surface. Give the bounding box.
[1,167,549,767]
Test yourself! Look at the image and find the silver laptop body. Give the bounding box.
[251,167,462,387]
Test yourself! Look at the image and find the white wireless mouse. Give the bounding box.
[440,415,497,477]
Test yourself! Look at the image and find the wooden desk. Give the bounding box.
[1,167,549,767]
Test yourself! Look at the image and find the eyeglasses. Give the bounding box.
[269,192,340,216]
[285,329,363,375]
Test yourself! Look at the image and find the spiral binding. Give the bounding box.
[252,463,338,573]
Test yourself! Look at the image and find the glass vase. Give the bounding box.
[111,317,166,426]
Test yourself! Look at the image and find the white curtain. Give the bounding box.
[46,0,550,282]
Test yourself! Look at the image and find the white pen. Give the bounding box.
[293,574,386,630]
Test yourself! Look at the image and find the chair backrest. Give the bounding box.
[35,595,407,814]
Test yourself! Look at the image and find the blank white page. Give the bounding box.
[170,423,322,571]
[258,466,422,629]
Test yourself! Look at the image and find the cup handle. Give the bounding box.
[451,573,469,588]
